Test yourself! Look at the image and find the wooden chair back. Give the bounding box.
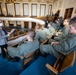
[46,50,75,74]
[20,50,39,70]
[58,50,75,72]
[4,48,38,70]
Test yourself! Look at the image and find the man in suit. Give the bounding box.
[40,21,76,58]
[7,30,39,58]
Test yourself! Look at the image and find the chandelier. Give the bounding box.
[4,0,16,4]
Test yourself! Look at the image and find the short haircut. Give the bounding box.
[71,21,76,29]
[27,30,35,39]
[70,17,76,25]
[65,19,70,23]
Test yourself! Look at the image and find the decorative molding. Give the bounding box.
[28,0,31,2]
[37,0,41,3]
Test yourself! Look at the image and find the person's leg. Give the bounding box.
[7,47,20,62]
[40,44,60,58]
[48,39,56,44]
[7,47,19,58]
[1,44,7,58]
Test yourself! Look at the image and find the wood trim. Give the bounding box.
[24,21,28,28]
[46,64,58,74]
[64,8,73,19]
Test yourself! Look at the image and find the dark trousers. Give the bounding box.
[0,44,7,58]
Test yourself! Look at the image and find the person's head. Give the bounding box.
[26,30,35,40]
[47,23,51,28]
[49,20,53,24]
[63,19,70,26]
[69,21,76,34]
[35,25,39,29]
[34,25,40,33]
[55,19,59,24]
[40,25,44,30]
[70,17,76,24]
[0,22,3,29]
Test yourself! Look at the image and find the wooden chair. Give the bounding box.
[4,48,38,70]
[20,49,39,70]
[41,35,53,45]
[46,50,75,75]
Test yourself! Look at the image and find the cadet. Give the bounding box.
[47,22,56,36]
[35,25,51,43]
[40,21,76,58]
[7,30,39,58]
[49,19,70,43]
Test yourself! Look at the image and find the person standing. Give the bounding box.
[0,21,10,58]
[7,30,39,58]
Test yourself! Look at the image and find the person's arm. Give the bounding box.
[51,42,59,45]
[0,35,9,39]
[60,27,69,38]
[34,32,40,40]
[52,37,76,53]
[57,26,69,38]
[45,29,52,38]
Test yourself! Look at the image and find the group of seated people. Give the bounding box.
[0,16,76,71]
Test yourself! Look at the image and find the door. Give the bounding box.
[64,8,73,19]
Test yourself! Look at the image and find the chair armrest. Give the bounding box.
[46,63,58,74]
[54,54,62,68]
[41,39,48,45]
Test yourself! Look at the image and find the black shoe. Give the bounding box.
[8,57,20,62]
[40,53,46,58]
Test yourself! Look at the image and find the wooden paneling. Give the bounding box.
[32,22,36,29]
[24,22,28,28]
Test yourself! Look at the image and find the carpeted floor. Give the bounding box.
[0,55,21,75]
[20,54,76,75]
[20,54,57,75]
[0,53,76,75]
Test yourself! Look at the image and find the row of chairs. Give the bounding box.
[3,36,76,75]
[41,38,76,75]
[10,29,26,38]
